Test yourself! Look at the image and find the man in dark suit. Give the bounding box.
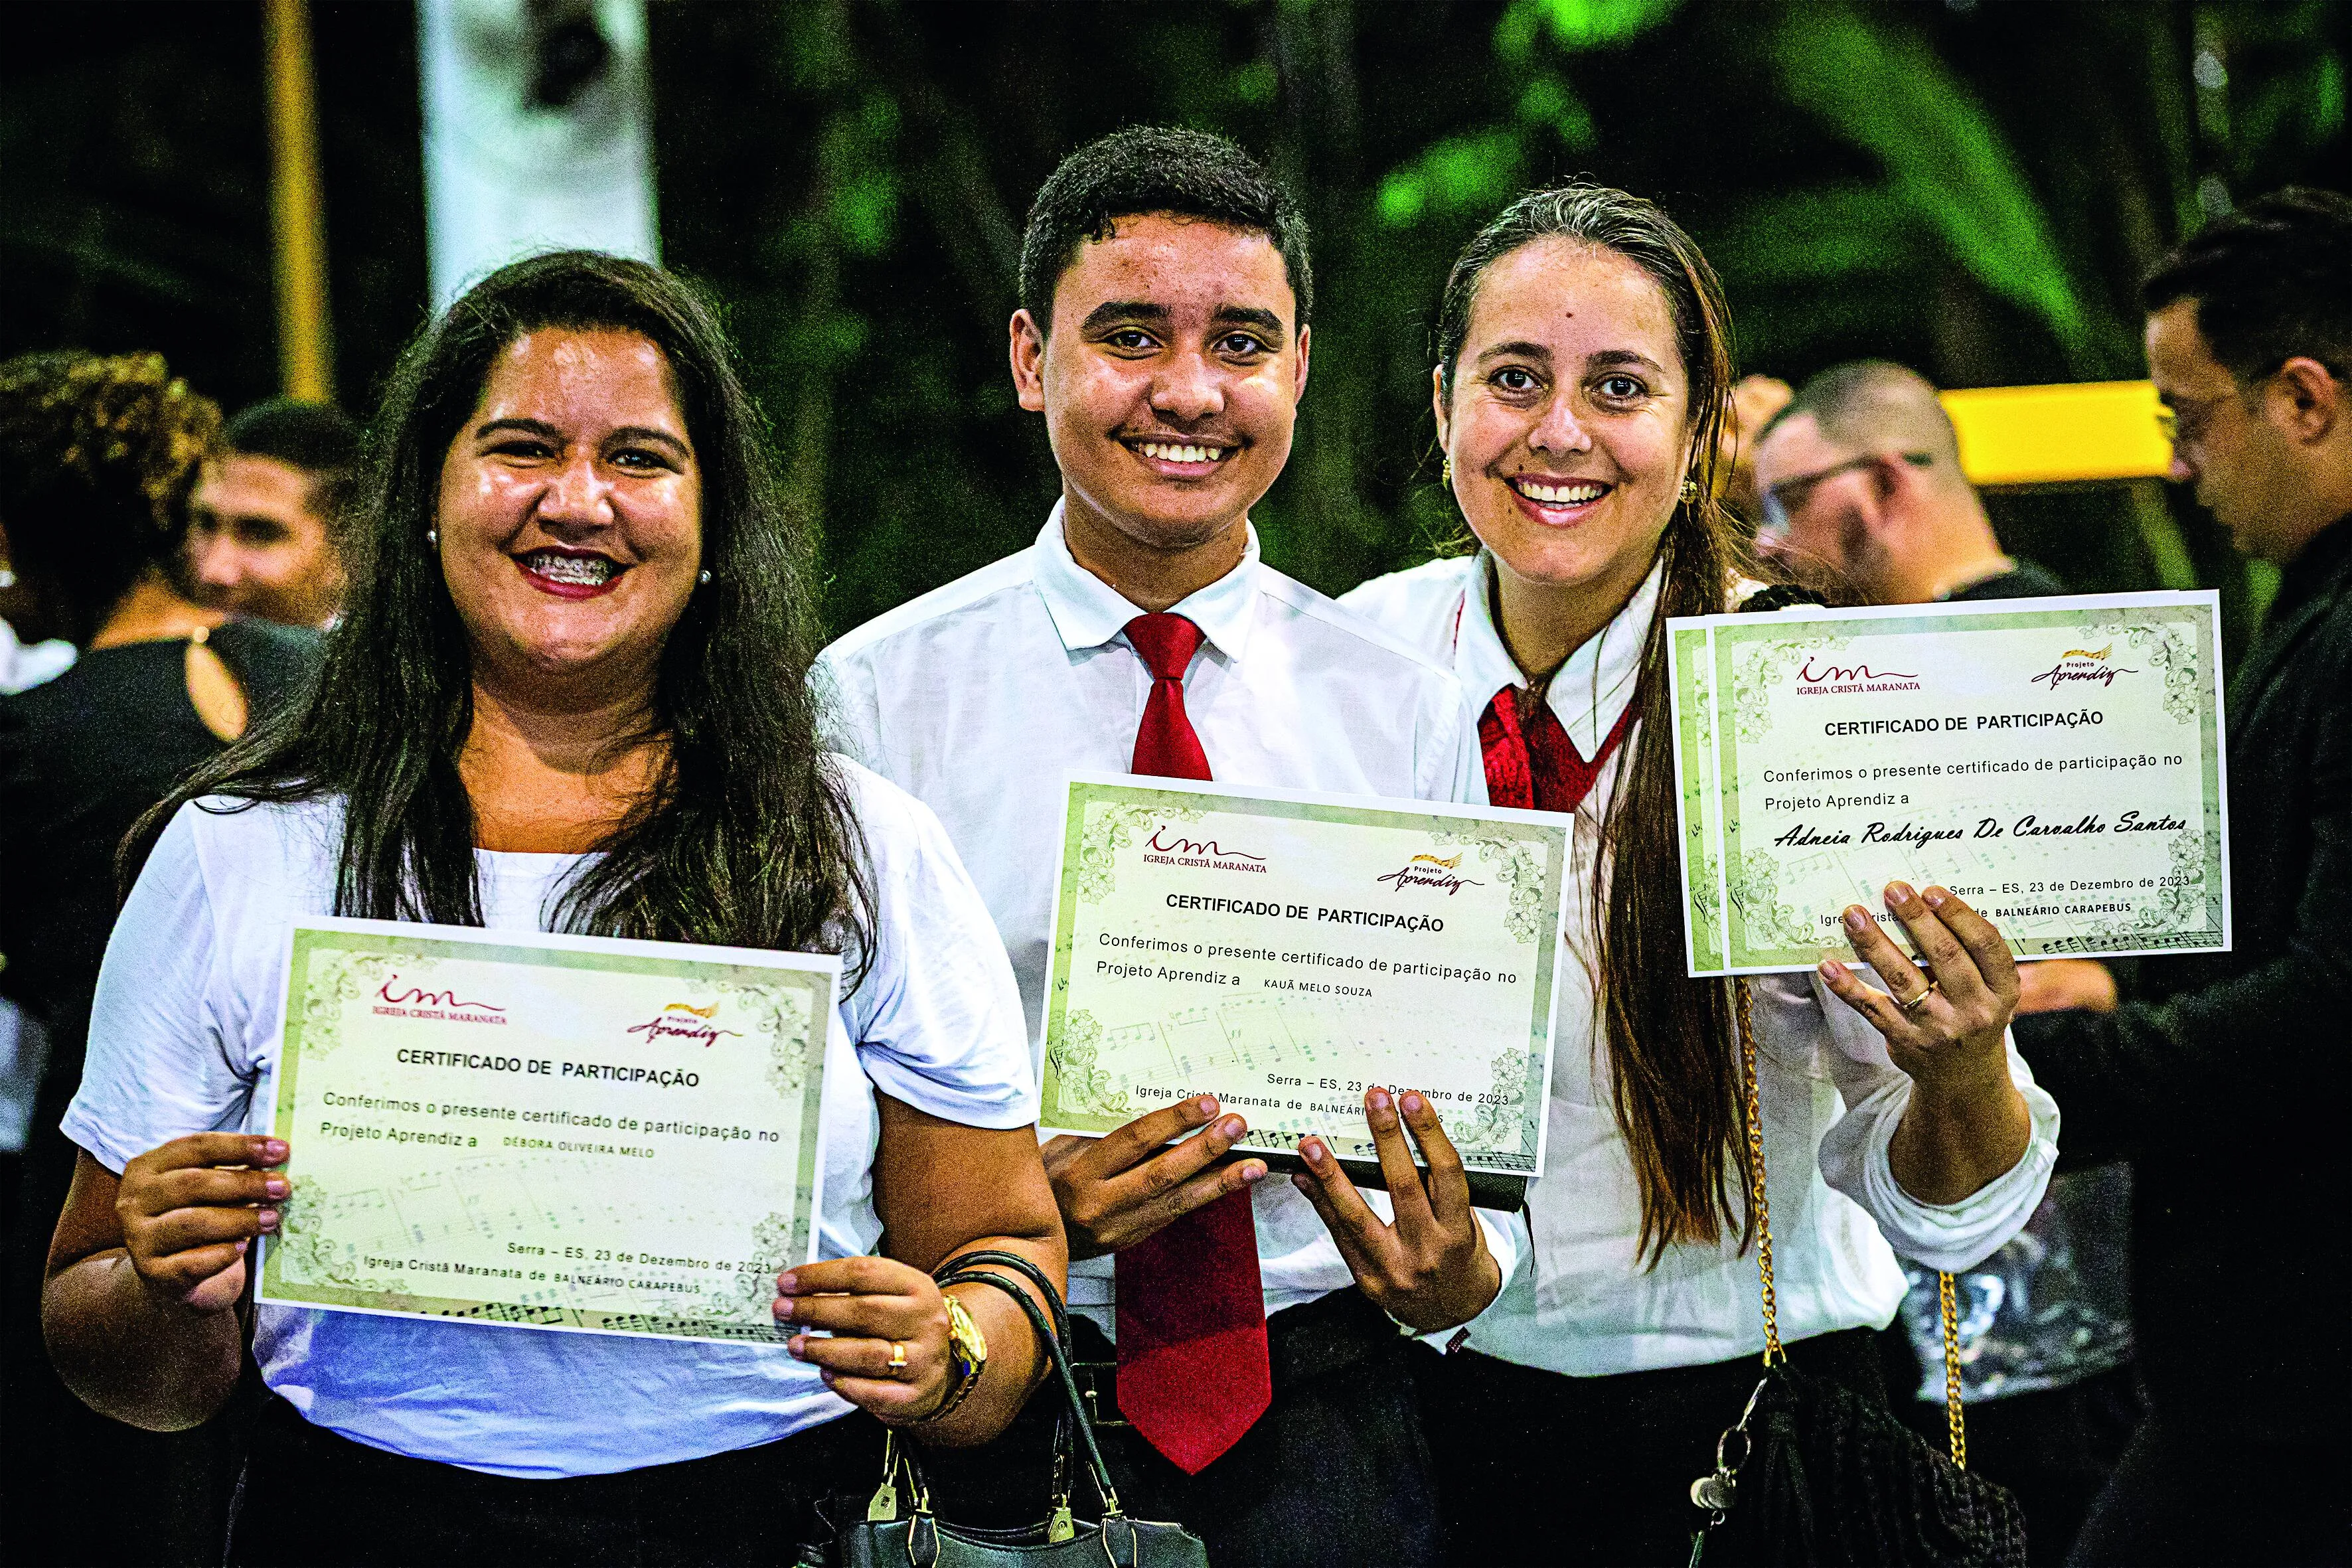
[2017,189,2352,1567]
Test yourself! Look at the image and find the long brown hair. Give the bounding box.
[139,253,873,976]
[1435,183,1747,1263]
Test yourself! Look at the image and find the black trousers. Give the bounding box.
[927,1285,1441,1568]
[1415,1328,1889,1568]
[2066,1415,2351,1568]
[228,1395,883,1567]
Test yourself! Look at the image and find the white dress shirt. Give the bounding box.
[1340,551,2060,1375]
[817,506,1518,1330]
[62,765,1036,1476]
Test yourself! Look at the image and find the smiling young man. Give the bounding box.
[816,127,1513,1566]
[188,400,357,628]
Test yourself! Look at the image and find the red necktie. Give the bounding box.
[1480,683,1636,812]
[1113,612,1273,1474]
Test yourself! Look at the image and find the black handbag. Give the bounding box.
[825,1249,1210,1568]
[1686,983,2029,1568]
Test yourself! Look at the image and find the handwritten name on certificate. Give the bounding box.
[257,918,835,1345]
[1668,590,2230,975]
[1038,775,1570,1177]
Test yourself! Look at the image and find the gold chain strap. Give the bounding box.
[1733,980,1784,1367]
[1733,979,1968,1465]
[1939,1269,1967,1468]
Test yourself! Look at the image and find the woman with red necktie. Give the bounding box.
[1340,183,2064,1567]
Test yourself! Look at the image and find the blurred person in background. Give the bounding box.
[1717,371,1792,521]
[187,397,357,627]
[0,351,322,1567]
[0,518,76,1245]
[1752,360,2142,1560]
[1751,360,2065,605]
[2026,187,2352,1567]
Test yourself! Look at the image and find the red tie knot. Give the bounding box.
[1125,613,1205,681]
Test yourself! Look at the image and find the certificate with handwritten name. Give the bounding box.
[1668,590,2230,976]
[1038,775,1570,1182]
[257,917,834,1345]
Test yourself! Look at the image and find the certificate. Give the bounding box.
[257,917,835,1345]
[1038,775,1570,1184]
[1668,591,2230,976]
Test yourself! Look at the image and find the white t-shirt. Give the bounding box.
[817,507,1520,1330]
[1340,553,2060,1376]
[62,759,1036,1478]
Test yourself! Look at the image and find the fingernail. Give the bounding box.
[1885,882,1914,907]
[1818,960,1842,980]
[258,1210,280,1231]
[261,1140,287,1162]
[264,1177,289,1198]
[786,1334,809,1357]
[820,1369,836,1387]
[1922,887,1948,908]
[1844,907,1869,932]
[235,1239,250,1254]
[1194,1096,1217,1117]
[1240,1162,1267,1183]
[1218,1117,1245,1140]
[1301,1139,1328,1166]
[775,1298,795,1320]
[1401,1092,1425,1115]
[775,1272,797,1294]
[1368,1087,1391,1111]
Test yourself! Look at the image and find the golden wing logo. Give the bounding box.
[1407,852,1462,870]
[662,1001,718,1018]
[2059,644,2113,661]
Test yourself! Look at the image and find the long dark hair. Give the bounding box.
[1435,183,1747,1264]
[143,252,870,965]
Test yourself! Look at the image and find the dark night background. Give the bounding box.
[4,0,2345,659]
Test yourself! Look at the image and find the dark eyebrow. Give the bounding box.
[607,425,692,458]
[1587,349,1668,374]
[1080,301,1170,333]
[1212,305,1288,338]
[473,418,690,458]
[1474,340,1554,368]
[475,417,563,442]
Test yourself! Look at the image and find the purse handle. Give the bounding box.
[933,1260,1126,1518]
[1733,979,1968,1468]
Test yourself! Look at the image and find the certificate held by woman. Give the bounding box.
[259,918,836,1343]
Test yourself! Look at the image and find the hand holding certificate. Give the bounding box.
[258,918,835,1344]
[1669,591,2230,975]
[1039,775,1571,1218]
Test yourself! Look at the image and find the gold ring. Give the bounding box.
[888,1342,909,1375]
[1899,980,1942,1014]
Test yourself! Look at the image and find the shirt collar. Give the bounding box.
[1454,549,1664,762]
[1030,498,1263,663]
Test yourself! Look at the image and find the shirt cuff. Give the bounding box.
[1384,1206,1527,1346]
[1817,1035,2060,1273]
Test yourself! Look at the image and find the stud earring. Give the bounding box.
[0,566,15,589]
[426,528,439,548]
[1679,478,1700,505]
[698,569,712,586]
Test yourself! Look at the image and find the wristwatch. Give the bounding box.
[915,1291,988,1425]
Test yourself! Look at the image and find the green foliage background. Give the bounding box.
[5,0,2345,657]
